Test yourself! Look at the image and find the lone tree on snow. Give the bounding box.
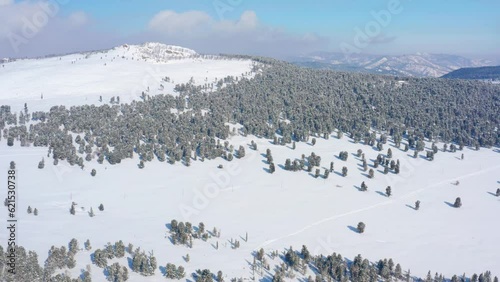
[496,188,500,197]
[453,197,462,208]
[357,222,366,233]
[386,186,392,197]
[415,200,420,210]
[360,181,368,191]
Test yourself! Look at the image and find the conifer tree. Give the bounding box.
[357,222,366,233]
[342,166,348,177]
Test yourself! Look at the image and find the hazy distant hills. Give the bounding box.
[441,66,500,80]
[291,52,498,77]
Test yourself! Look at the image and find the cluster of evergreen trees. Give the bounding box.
[269,245,498,282]
[169,219,216,247]
[164,263,186,279]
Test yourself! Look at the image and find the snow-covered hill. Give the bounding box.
[0,42,256,112]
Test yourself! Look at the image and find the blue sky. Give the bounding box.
[1,0,499,58]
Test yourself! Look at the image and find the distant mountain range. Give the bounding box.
[290,52,499,77]
[441,66,500,80]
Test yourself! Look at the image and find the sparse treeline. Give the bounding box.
[1,58,499,169]
[1,240,498,281]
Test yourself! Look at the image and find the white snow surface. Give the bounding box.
[0,133,499,281]
[0,42,255,112]
[0,45,499,280]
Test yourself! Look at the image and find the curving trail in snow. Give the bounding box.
[257,164,500,249]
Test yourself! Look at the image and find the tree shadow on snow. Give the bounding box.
[444,201,455,208]
[102,268,110,280]
[262,167,271,173]
[405,204,417,210]
[375,191,387,197]
[347,225,359,233]
[127,257,133,269]
[487,192,497,197]
[159,265,167,276]
[353,185,362,191]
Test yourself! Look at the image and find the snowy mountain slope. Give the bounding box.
[0,42,256,112]
[1,131,499,281]
[291,52,498,77]
[1,44,499,281]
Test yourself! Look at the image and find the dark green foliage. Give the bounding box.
[454,197,462,208]
[285,246,300,269]
[195,269,213,282]
[115,240,125,258]
[84,239,91,250]
[496,188,500,197]
[368,168,374,178]
[301,245,311,263]
[415,200,421,210]
[442,65,500,80]
[27,205,32,214]
[426,151,434,160]
[386,186,391,197]
[38,158,45,169]
[269,162,275,173]
[237,145,245,158]
[70,204,75,215]
[357,222,366,233]
[7,136,14,146]
[165,263,185,279]
[99,203,104,211]
[91,168,96,176]
[106,262,129,281]
[342,166,348,177]
[68,238,78,255]
[93,249,108,268]
[339,151,348,161]
[360,181,367,191]
[131,250,157,276]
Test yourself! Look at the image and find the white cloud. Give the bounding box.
[145,10,328,58]
[68,11,88,27]
[0,0,13,6]
[149,10,212,34]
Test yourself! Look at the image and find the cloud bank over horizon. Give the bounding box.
[0,0,498,60]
